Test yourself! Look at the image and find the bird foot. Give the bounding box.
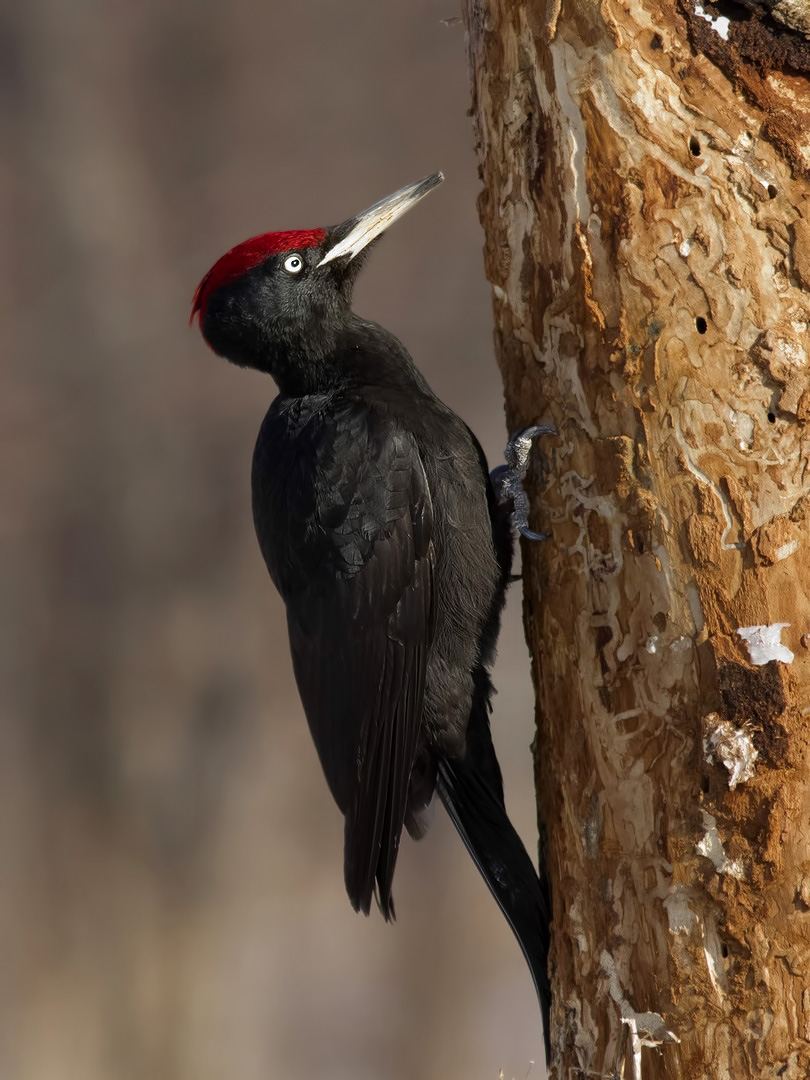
[490,424,556,541]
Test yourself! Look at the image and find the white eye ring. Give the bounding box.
[283,253,304,275]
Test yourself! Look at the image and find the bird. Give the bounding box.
[191,174,552,1059]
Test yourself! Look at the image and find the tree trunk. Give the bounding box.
[464,1,810,1076]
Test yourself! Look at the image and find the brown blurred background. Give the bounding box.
[2,2,544,1077]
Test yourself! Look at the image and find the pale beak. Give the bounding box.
[317,172,444,267]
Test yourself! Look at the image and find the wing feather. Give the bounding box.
[253,400,433,918]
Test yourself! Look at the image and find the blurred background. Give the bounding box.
[2,2,544,1077]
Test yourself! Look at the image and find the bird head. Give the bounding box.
[191,173,443,379]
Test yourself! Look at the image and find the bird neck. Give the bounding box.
[267,315,432,400]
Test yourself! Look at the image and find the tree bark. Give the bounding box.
[464,1,810,1076]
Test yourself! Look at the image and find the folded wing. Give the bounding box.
[253,402,434,918]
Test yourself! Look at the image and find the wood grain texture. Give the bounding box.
[464,0,810,1075]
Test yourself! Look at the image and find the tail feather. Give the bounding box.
[438,742,552,1063]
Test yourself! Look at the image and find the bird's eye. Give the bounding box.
[283,253,304,275]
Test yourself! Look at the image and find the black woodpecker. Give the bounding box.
[191,174,552,1059]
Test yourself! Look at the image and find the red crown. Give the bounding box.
[191,229,326,325]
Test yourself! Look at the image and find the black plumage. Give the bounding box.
[192,175,552,1059]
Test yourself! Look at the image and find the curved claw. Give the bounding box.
[518,525,551,542]
[492,423,556,542]
[503,424,557,472]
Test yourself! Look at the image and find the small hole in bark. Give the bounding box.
[695,316,708,334]
[720,942,729,958]
[767,411,776,423]
[689,135,701,157]
[767,183,777,199]
[650,32,663,49]
[700,775,710,794]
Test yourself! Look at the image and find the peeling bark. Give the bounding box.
[464,0,810,1076]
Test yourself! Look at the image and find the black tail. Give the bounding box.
[437,688,552,1063]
